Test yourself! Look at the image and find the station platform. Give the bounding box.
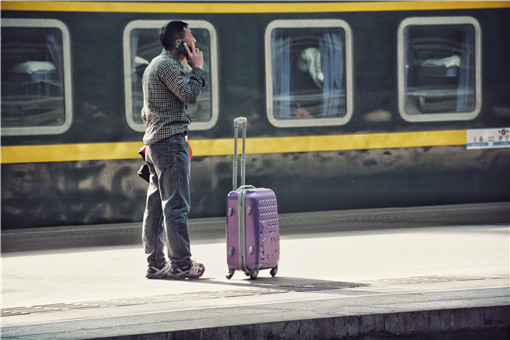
[1,205,510,339]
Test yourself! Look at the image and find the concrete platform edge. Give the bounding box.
[89,305,510,339]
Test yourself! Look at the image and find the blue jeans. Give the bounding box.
[142,133,192,268]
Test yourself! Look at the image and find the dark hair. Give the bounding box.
[160,20,188,50]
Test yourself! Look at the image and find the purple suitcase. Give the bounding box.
[226,117,280,280]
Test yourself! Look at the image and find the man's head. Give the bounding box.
[160,20,189,51]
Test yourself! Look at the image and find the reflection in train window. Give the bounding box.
[1,19,72,135]
[398,17,481,122]
[265,20,352,128]
[123,20,218,132]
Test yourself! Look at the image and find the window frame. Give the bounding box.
[397,16,482,122]
[1,18,73,136]
[265,19,353,128]
[123,20,218,132]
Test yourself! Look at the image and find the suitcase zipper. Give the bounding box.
[238,188,247,272]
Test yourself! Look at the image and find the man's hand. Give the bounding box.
[186,42,204,69]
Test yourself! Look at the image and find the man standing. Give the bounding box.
[141,21,205,279]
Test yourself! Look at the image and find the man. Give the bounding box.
[141,21,205,279]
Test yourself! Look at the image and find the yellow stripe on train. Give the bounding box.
[2,1,508,13]
[1,130,466,164]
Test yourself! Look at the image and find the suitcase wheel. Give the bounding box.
[249,270,259,280]
[270,265,278,277]
[226,268,235,280]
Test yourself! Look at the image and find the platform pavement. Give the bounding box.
[1,224,509,339]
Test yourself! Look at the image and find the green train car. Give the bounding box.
[2,1,509,229]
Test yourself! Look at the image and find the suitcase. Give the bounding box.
[226,117,280,280]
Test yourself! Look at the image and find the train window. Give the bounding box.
[265,19,353,128]
[123,20,218,131]
[398,17,481,122]
[1,19,72,135]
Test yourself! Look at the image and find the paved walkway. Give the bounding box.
[2,225,509,339]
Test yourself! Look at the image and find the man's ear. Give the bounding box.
[174,39,181,48]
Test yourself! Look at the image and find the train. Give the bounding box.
[2,1,509,229]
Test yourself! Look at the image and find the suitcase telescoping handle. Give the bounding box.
[233,117,247,191]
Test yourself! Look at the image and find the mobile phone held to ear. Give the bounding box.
[176,40,192,58]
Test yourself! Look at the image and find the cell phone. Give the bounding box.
[176,39,192,58]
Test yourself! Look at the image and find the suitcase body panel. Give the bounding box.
[226,187,280,276]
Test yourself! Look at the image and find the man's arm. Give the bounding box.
[161,59,205,105]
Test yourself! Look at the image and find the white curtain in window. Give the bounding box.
[272,29,292,119]
[319,29,344,118]
[456,27,474,112]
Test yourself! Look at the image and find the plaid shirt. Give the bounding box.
[142,49,205,145]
